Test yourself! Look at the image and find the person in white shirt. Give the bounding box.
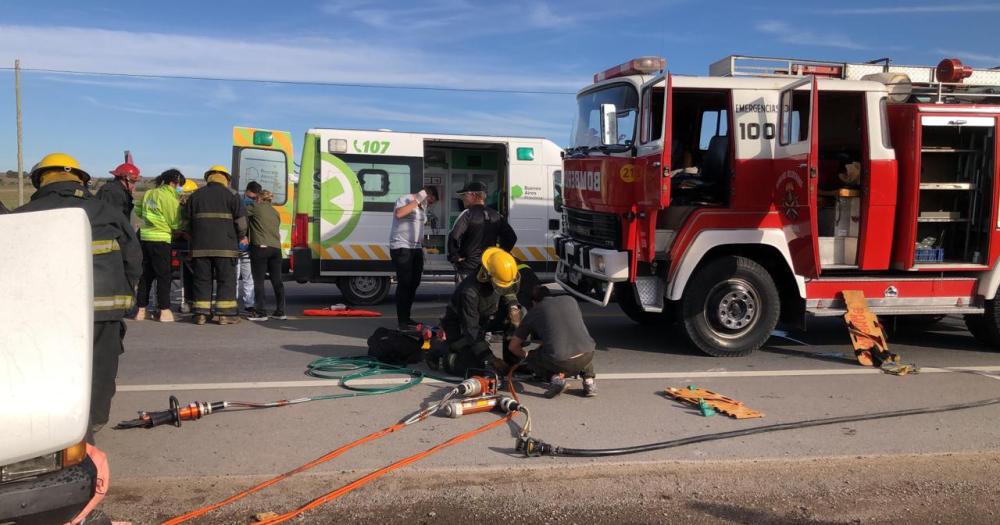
[390,185,438,329]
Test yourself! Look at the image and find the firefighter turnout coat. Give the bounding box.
[185,181,248,258]
[16,181,142,321]
[95,179,134,221]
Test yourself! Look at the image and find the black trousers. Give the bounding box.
[191,256,238,316]
[250,246,285,314]
[138,240,173,310]
[91,320,125,429]
[391,248,424,323]
[526,350,595,379]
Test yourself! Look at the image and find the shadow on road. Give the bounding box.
[689,501,844,525]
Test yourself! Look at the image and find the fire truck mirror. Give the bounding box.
[600,103,618,146]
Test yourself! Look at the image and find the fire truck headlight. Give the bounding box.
[593,254,606,274]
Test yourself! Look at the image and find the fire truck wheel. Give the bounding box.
[616,284,676,325]
[681,255,779,357]
[969,299,1000,348]
[963,315,995,346]
[338,276,391,305]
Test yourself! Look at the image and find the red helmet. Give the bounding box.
[110,162,141,182]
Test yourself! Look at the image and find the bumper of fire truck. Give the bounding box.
[553,235,630,306]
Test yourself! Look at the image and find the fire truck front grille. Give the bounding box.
[565,209,620,250]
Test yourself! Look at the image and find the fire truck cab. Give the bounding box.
[555,55,1000,357]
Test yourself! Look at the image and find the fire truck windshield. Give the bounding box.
[569,84,639,150]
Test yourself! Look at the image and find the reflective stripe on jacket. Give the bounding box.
[15,181,142,321]
[185,181,248,258]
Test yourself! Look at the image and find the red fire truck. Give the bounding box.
[554,55,1000,357]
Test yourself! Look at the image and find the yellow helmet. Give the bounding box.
[481,247,518,289]
[204,165,231,180]
[29,152,91,188]
[181,179,199,193]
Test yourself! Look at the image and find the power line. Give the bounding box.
[0,66,577,96]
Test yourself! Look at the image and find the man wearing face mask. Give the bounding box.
[390,185,438,330]
[237,181,260,316]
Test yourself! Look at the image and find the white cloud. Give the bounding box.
[756,21,869,50]
[0,24,585,93]
[816,3,1000,14]
[81,95,188,117]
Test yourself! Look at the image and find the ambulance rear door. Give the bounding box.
[231,127,295,259]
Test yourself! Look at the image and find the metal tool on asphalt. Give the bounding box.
[114,356,440,430]
[665,385,764,419]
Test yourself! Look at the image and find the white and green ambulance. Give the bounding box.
[287,128,564,304]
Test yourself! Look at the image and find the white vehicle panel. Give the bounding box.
[1,209,92,464]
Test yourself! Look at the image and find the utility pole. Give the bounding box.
[15,59,24,205]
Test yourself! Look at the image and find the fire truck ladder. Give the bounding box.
[710,54,1000,104]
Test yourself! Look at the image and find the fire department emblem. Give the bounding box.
[775,170,803,220]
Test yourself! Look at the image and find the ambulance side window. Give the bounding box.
[341,155,422,212]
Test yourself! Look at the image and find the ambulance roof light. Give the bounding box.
[594,56,666,83]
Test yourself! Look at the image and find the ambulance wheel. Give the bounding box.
[338,276,390,305]
[964,315,995,346]
[616,284,675,325]
[681,255,779,357]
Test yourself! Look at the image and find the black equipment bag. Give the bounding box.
[367,327,422,365]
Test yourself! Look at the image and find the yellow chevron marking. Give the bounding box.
[369,244,389,260]
[333,244,353,260]
[545,247,557,259]
[351,245,372,260]
[512,248,527,260]
[528,247,545,260]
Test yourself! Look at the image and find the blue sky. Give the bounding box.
[1,0,999,181]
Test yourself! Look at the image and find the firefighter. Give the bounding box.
[185,165,248,325]
[15,153,142,441]
[447,181,517,283]
[96,161,141,221]
[434,247,521,375]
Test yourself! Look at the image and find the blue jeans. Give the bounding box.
[236,253,255,310]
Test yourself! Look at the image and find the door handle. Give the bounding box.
[652,161,661,168]
[798,163,807,168]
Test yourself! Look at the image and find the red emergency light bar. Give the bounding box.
[594,56,666,83]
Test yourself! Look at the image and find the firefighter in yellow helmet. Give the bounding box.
[15,153,142,442]
[184,165,249,324]
[434,247,523,375]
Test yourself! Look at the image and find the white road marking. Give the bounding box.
[118,365,1000,392]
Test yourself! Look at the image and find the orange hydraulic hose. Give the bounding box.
[162,422,405,525]
[255,413,515,525]
[164,368,524,525]
[254,367,522,525]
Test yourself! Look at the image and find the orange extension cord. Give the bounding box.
[163,368,521,525]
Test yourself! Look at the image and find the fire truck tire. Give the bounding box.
[616,284,676,325]
[969,301,1000,348]
[681,255,780,357]
[338,276,391,305]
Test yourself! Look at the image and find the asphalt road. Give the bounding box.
[97,282,1000,524]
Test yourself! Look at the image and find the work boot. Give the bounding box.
[544,373,568,399]
[158,309,175,323]
[582,377,597,398]
[133,307,147,321]
[193,314,208,325]
[217,315,241,325]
